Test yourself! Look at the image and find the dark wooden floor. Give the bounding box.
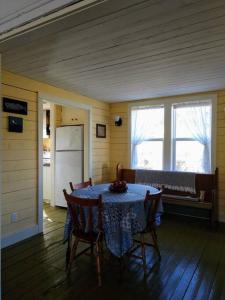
[2,204,225,300]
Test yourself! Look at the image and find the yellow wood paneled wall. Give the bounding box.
[1,70,110,239]
[2,84,38,236]
[109,93,225,222]
[55,105,62,128]
[109,103,129,179]
[216,91,225,222]
[92,105,110,182]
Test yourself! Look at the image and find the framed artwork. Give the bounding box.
[3,97,28,115]
[8,116,23,133]
[96,124,106,138]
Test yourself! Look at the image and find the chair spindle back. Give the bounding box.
[144,190,162,229]
[63,190,102,235]
[69,178,92,192]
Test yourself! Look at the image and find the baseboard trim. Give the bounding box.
[219,216,225,223]
[1,224,40,248]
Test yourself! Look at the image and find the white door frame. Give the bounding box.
[38,92,92,233]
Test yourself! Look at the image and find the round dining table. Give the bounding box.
[64,183,163,257]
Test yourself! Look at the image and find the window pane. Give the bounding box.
[174,103,211,139]
[173,101,212,173]
[131,106,164,169]
[136,141,163,170]
[131,106,164,139]
[175,141,206,173]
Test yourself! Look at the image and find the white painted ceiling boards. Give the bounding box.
[1,0,225,102]
[0,0,81,34]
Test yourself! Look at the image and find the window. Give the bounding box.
[130,98,215,173]
[131,106,164,170]
[172,102,212,173]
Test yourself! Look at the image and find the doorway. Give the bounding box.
[38,94,92,233]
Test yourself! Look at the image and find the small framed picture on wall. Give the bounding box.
[96,124,106,138]
[8,116,23,133]
[3,97,28,115]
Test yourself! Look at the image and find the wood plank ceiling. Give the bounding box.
[0,0,81,34]
[1,0,225,102]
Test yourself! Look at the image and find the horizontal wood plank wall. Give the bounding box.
[110,93,225,222]
[217,91,225,222]
[2,84,38,237]
[92,105,110,183]
[109,102,129,180]
[55,105,62,128]
[3,71,110,187]
[1,70,110,242]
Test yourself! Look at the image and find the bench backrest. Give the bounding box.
[116,163,218,202]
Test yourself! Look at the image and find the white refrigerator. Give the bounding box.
[55,125,84,207]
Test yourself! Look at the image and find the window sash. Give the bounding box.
[172,101,212,172]
[172,139,199,171]
[135,140,164,170]
[142,138,164,142]
[174,138,199,141]
[173,100,211,109]
[131,105,165,168]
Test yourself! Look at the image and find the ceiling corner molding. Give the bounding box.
[0,0,105,43]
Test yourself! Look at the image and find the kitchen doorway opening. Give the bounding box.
[38,94,92,233]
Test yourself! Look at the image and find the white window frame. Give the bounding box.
[129,94,217,173]
[171,101,213,172]
[131,105,165,169]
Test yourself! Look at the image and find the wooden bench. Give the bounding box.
[116,163,218,226]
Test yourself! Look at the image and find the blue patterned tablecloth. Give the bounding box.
[64,183,163,257]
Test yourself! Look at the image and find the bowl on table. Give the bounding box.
[109,180,128,193]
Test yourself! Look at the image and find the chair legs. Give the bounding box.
[95,240,102,287]
[150,229,161,260]
[140,234,147,275]
[90,241,94,254]
[132,227,161,274]
[67,236,103,287]
[67,237,79,274]
[66,241,71,270]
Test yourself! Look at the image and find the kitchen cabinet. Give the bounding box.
[43,165,51,202]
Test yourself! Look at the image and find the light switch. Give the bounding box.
[11,212,17,223]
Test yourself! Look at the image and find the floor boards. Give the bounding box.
[2,204,225,300]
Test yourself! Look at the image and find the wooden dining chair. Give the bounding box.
[63,189,103,287]
[131,190,162,274]
[69,178,93,192]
